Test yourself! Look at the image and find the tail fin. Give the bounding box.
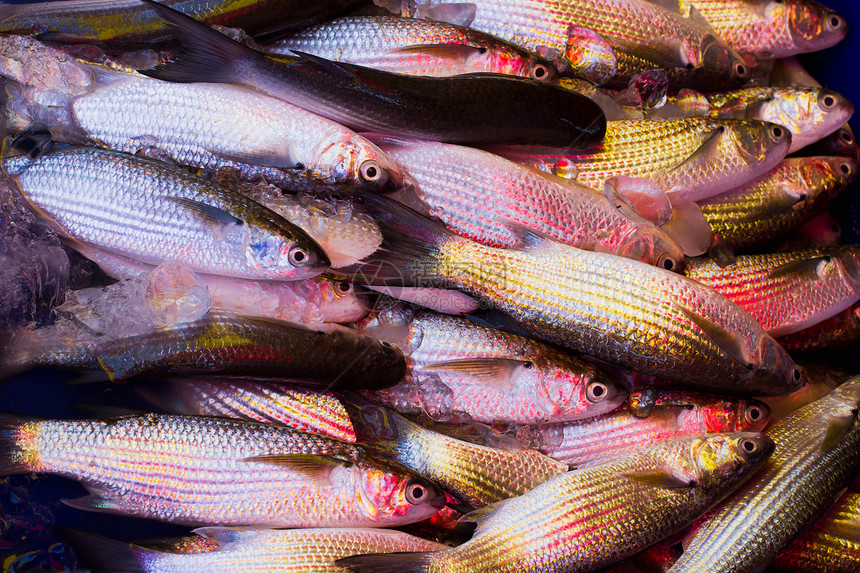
[57,529,152,573]
[0,412,39,474]
[326,193,457,288]
[336,551,438,573]
[138,0,263,86]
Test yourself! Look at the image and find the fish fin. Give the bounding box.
[288,49,358,78]
[564,26,617,85]
[137,0,261,85]
[706,235,737,267]
[767,256,832,281]
[56,529,152,573]
[662,197,713,256]
[324,192,452,287]
[621,469,697,489]
[394,43,487,62]
[61,491,128,514]
[243,453,353,481]
[336,552,437,573]
[647,0,682,13]
[0,412,39,474]
[420,358,528,390]
[414,3,477,27]
[687,6,716,33]
[676,303,752,367]
[669,126,725,175]
[820,410,859,453]
[460,499,506,526]
[824,515,860,542]
[191,526,271,545]
[611,38,688,70]
[206,147,299,169]
[164,196,244,226]
[5,122,54,162]
[604,176,672,226]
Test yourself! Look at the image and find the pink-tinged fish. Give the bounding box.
[777,302,860,352]
[527,390,770,468]
[0,413,445,527]
[685,246,860,336]
[358,305,625,425]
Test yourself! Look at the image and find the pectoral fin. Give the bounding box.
[622,469,697,489]
[677,304,752,367]
[820,410,859,453]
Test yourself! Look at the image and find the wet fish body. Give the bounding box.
[0,413,445,527]
[266,15,558,80]
[777,302,860,352]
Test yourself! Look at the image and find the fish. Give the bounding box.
[337,433,774,573]
[801,123,860,163]
[416,0,750,89]
[668,376,860,573]
[1,313,406,389]
[0,412,445,527]
[330,193,804,396]
[529,390,771,468]
[265,15,560,81]
[759,363,848,421]
[773,492,860,573]
[5,145,329,281]
[63,527,449,573]
[0,0,366,44]
[139,0,607,148]
[685,246,860,336]
[375,137,686,270]
[137,378,358,443]
[0,35,404,193]
[357,305,626,425]
[668,0,848,59]
[699,156,857,250]
[670,86,854,152]
[332,396,569,508]
[776,301,860,352]
[486,117,792,202]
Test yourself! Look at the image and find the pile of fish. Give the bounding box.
[0,0,859,571]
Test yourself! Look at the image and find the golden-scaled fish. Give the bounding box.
[0,0,365,43]
[528,390,771,468]
[777,302,860,352]
[138,378,357,443]
[337,433,773,572]
[63,527,448,573]
[6,146,328,281]
[266,15,559,81]
[669,0,848,59]
[670,86,854,152]
[419,0,749,88]
[0,413,445,527]
[699,156,857,250]
[773,492,860,573]
[1,313,406,389]
[685,246,860,336]
[331,194,803,396]
[376,137,685,270]
[487,117,792,202]
[0,35,403,193]
[668,376,860,573]
[141,0,607,148]
[343,397,568,508]
[357,305,626,425]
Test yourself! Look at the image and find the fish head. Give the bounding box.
[820,124,860,162]
[356,460,446,525]
[689,432,774,489]
[313,134,404,193]
[830,376,860,408]
[748,334,805,394]
[617,223,687,273]
[700,398,772,433]
[317,279,371,323]
[351,337,409,388]
[535,357,627,420]
[748,89,853,150]
[793,156,858,210]
[482,46,558,83]
[730,120,792,169]
[835,246,860,289]
[785,0,848,54]
[244,223,330,280]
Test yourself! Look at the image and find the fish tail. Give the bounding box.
[336,551,447,573]
[327,193,458,288]
[0,411,40,474]
[58,529,153,573]
[138,0,261,85]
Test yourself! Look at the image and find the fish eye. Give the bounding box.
[744,405,762,424]
[840,130,854,145]
[769,125,785,142]
[405,481,427,504]
[586,381,609,403]
[819,92,839,111]
[792,366,802,382]
[335,281,352,295]
[360,160,383,183]
[380,340,396,349]
[734,62,747,78]
[739,438,759,455]
[838,160,854,178]
[658,254,677,272]
[523,361,534,369]
[288,246,310,267]
[530,63,549,80]
[828,14,846,31]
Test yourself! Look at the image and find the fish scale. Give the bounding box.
[686,246,860,336]
[669,378,860,573]
[5,413,444,528]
